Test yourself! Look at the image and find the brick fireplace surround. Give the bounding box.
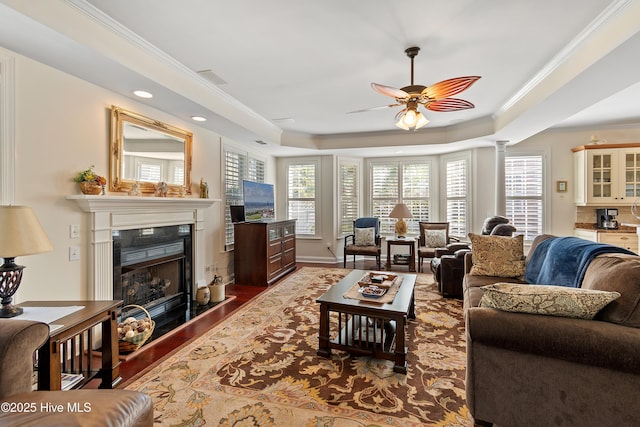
[67,195,217,302]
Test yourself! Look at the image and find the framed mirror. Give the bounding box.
[110,106,192,196]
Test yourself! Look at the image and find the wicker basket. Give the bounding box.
[118,304,155,354]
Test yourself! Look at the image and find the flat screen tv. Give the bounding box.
[242,180,275,221]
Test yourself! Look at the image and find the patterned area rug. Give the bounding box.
[124,267,472,426]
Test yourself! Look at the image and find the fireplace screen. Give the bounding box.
[113,225,192,320]
[121,258,181,306]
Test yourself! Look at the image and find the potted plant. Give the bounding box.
[74,165,107,195]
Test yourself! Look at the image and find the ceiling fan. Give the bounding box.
[364,46,480,130]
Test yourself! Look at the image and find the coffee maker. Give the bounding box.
[596,208,619,229]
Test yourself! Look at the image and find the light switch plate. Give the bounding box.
[70,224,80,239]
[69,246,80,261]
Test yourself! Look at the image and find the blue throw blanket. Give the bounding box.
[524,236,636,287]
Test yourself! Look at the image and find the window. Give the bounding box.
[506,155,543,241]
[445,158,468,237]
[287,162,317,235]
[223,148,265,248]
[371,160,430,235]
[339,159,360,235]
[138,161,162,182]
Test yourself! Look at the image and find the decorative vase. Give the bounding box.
[79,181,102,195]
[208,276,225,302]
[196,286,210,305]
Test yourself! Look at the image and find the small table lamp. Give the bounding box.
[389,203,413,238]
[0,206,53,318]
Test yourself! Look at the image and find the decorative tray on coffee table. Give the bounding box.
[357,272,399,298]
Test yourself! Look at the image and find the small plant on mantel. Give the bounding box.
[74,165,107,195]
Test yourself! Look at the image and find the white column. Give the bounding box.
[495,140,508,216]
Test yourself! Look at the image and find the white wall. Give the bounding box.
[5,46,244,303]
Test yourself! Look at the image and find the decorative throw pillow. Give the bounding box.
[468,233,525,278]
[424,229,447,248]
[479,282,621,320]
[354,227,375,246]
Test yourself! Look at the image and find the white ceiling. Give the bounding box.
[1,0,640,157]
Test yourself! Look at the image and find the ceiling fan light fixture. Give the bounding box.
[395,118,410,130]
[370,46,480,130]
[402,109,417,127]
[415,112,429,129]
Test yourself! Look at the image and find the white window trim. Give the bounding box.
[440,151,472,238]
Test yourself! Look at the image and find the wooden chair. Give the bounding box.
[344,217,381,270]
[417,222,451,272]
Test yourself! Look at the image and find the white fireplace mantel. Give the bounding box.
[67,195,219,300]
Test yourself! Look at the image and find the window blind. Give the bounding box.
[371,161,430,235]
[223,149,265,247]
[506,155,543,241]
[446,159,467,237]
[339,161,359,235]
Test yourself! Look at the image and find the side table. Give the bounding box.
[18,300,123,390]
[386,238,416,272]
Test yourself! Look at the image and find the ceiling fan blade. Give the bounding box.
[371,83,409,99]
[425,98,475,112]
[422,76,481,100]
[347,104,400,114]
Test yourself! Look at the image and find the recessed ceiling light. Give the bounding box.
[191,116,207,122]
[133,90,153,98]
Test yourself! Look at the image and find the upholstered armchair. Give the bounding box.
[344,217,381,270]
[0,319,153,426]
[417,222,457,272]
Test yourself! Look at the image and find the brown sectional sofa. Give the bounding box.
[463,234,640,427]
[0,319,153,426]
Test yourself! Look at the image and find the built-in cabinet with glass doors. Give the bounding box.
[573,144,640,205]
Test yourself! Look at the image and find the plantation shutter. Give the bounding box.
[402,163,429,234]
[372,163,399,235]
[139,162,161,182]
[223,150,265,248]
[371,161,430,235]
[506,155,543,241]
[446,159,467,237]
[339,161,359,235]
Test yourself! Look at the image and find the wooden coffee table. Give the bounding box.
[316,270,416,373]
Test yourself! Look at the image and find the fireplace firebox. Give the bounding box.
[113,225,192,332]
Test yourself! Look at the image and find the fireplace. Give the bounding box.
[67,195,217,344]
[113,225,192,324]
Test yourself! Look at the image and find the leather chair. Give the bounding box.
[0,319,153,426]
[430,216,516,298]
[344,217,381,270]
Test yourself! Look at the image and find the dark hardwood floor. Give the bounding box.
[88,259,391,388]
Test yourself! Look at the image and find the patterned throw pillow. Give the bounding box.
[479,283,621,319]
[468,233,525,278]
[424,229,447,248]
[354,227,375,246]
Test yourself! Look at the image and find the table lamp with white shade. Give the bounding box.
[389,203,413,238]
[0,205,53,318]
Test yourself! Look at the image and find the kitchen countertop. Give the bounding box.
[574,223,637,233]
